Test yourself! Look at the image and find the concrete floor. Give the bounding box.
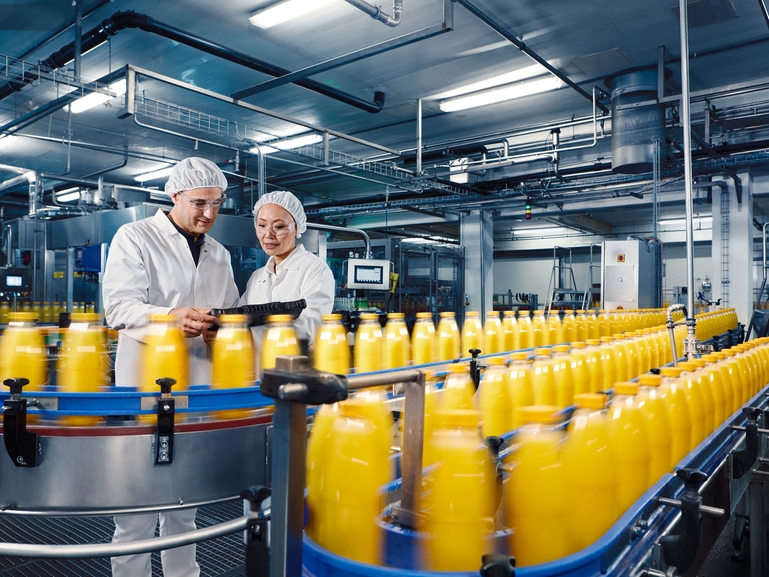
[697,514,751,577]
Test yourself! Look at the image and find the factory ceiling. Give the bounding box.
[1,0,769,242]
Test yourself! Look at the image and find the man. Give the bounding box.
[102,157,239,577]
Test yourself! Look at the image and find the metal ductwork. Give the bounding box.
[344,0,402,26]
[608,69,665,174]
[0,11,385,114]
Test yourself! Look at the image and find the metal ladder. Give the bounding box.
[545,246,583,314]
[581,243,602,310]
[746,222,769,339]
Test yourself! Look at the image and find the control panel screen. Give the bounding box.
[5,275,22,287]
[354,265,383,284]
[346,259,390,290]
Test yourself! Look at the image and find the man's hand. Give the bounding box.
[202,328,218,346]
[169,307,218,338]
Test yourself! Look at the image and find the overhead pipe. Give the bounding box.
[344,0,402,26]
[0,11,385,114]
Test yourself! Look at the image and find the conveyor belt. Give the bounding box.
[0,501,245,576]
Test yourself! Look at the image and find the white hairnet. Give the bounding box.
[164,157,228,195]
[253,191,307,239]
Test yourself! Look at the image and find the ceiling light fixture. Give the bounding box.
[56,187,81,202]
[659,216,712,226]
[70,80,127,114]
[0,134,18,148]
[249,133,323,155]
[133,166,174,183]
[432,64,548,100]
[249,0,337,29]
[511,226,569,237]
[439,76,564,113]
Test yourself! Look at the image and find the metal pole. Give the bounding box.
[416,98,423,175]
[66,247,75,314]
[749,478,766,577]
[678,0,697,353]
[74,0,83,81]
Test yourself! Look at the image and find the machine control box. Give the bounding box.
[75,245,101,273]
[346,259,391,290]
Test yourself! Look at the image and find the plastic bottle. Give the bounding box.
[598,309,613,337]
[411,312,436,366]
[0,301,9,324]
[383,312,411,369]
[57,312,108,426]
[608,382,651,511]
[623,332,642,378]
[709,351,736,418]
[314,313,350,374]
[41,302,52,324]
[501,310,519,352]
[461,311,484,356]
[307,399,391,564]
[425,409,495,571]
[720,349,746,407]
[354,313,383,372]
[551,345,574,408]
[52,302,62,323]
[611,334,630,382]
[531,310,547,347]
[561,393,618,553]
[546,311,564,346]
[212,314,256,420]
[597,336,618,391]
[261,314,300,373]
[507,352,534,429]
[658,367,693,465]
[697,355,728,430]
[436,312,461,361]
[582,339,602,393]
[561,310,577,344]
[439,363,475,410]
[687,359,718,435]
[508,405,568,566]
[517,311,533,349]
[586,310,600,340]
[141,314,188,422]
[575,310,589,341]
[568,342,591,396]
[637,374,673,484]
[531,348,557,405]
[477,357,513,438]
[484,311,504,354]
[675,362,708,446]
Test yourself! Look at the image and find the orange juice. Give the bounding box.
[624,333,642,378]
[477,357,513,437]
[676,362,708,446]
[261,314,300,373]
[461,311,484,356]
[637,374,673,484]
[586,310,600,340]
[598,337,618,391]
[436,312,461,361]
[41,302,52,324]
[659,367,693,466]
[608,382,651,511]
[699,355,727,428]
[531,348,557,405]
[517,312,534,349]
[531,310,547,347]
[0,312,46,394]
[561,310,578,343]
[508,352,534,428]
[568,342,591,395]
[440,363,475,410]
[561,394,618,552]
[425,409,495,571]
[412,312,436,365]
[583,339,602,393]
[484,311,503,354]
[313,314,349,374]
[141,313,188,392]
[687,359,717,435]
[56,312,108,426]
[502,310,519,351]
[0,301,9,324]
[612,335,630,382]
[551,345,574,408]
[720,349,746,407]
[546,312,564,346]
[508,405,568,566]
[211,314,256,420]
[354,313,383,372]
[383,312,410,369]
[711,351,736,417]
[575,310,589,341]
[598,309,613,337]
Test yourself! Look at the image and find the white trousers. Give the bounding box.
[111,509,201,577]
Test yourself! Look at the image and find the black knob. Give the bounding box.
[742,406,762,421]
[480,554,515,577]
[676,467,708,496]
[484,436,504,459]
[3,378,30,396]
[155,377,177,396]
[469,348,481,359]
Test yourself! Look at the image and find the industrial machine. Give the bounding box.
[602,239,662,310]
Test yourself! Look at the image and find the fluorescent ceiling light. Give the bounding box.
[70,80,126,114]
[432,64,548,100]
[512,226,569,237]
[402,237,436,244]
[134,166,174,182]
[440,76,564,113]
[249,133,323,155]
[659,217,712,226]
[56,187,80,202]
[0,134,18,148]
[249,0,337,29]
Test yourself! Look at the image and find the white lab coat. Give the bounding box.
[103,209,240,388]
[239,243,335,350]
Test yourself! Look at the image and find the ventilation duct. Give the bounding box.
[608,69,665,174]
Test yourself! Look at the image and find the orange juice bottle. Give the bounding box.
[501,310,519,352]
[561,393,618,553]
[687,359,717,435]
[517,311,534,349]
[608,382,651,511]
[436,312,461,361]
[568,342,591,396]
[598,309,613,337]
[306,403,338,544]
[484,310,504,354]
[720,349,746,406]
[637,374,673,484]
[411,312,436,365]
[698,355,728,429]
[56,312,108,426]
[440,363,475,410]
[0,301,9,324]
[508,352,534,429]
[354,313,383,372]
[624,332,642,378]
[612,335,631,382]
[643,330,659,371]
[676,362,708,446]
[508,405,568,566]
[546,311,564,346]
[140,313,188,422]
[383,312,410,369]
[561,310,578,343]
[531,348,557,405]
[313,313,350,374]
[308,398,390,564]
[212,314,256,419]
[583,339,602,393]
[477,357,513,437]
[575,310,589,341]
[425,409,495,571]
[597,337,618,391]
[41,302,52,324]
[586,310,600,340]
[551,345,574,408]
[710,351,736,417]
[0,312,47,396]
[461,311,484,356]
[531,310,547,347]
[658,367,693,466]
[261,314,300,373]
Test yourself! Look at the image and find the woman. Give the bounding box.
[240,190,335,349]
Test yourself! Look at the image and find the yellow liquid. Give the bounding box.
[613,339,630,382]
[561,407,618,553]
[517,314,533,349]
[597,342,618,391]
[608,394,651,512]
[678,371,706,447]
[704,365,727,428]
[314,320,350,375]
[569,347,591,396]
[412,317,436,365]
[531,354,557,405]
[638,388,673,484]
[354,319,382,372]
[508,361,534,429]
[484,314,504,354]
[141,321,188,423]
[212,324,256,419]
[57,324,108,426]
[582,344,601,393]
[575,312,589,341]
[439,370,475,410]
[551,352,574,408]
[383,317,410,369]
[436,316,461,361]
[531,313,547,347]
[659,381,692,467]
[0,324,46,391]
[261,323,300,372]
[477,364,512,437]
[546,314,563,346]
[561,312,577,344]
[461,314,484,356]
[502,313,518,352]
[586,313,600,340]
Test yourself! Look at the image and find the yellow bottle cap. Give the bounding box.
[689,359,707,368]
[659,367,684,378]
[600,336,614,343]
[517,405,560,425]
[599,309,606,313]
[435,409,480,429]
[700,354,718,363]
[612,334,624,340]
[466,311,480,317]
[486,310,499,317]
[565,309,574,314]
[577,309,585,314]
[503,310,516,316]
[677,361,697,371]
[70,312,101,323]
[360,313,380,320]
[219,313,249,324]
[267,314,294,323]
[416,312,432,319]
[638,374,662,387]
[721,349,736,357]
[570,341,586,349]
[486,356,506,366]
[449,363,469,374]
[574,393,607,410]
[510,352,529,362]
[8,311,38,323]
[534,348,552,356]
[552,345,570,353]
[439,311,455,317]
[534,310,544,315]
[613,382,639,396]
[585,339,601,346]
